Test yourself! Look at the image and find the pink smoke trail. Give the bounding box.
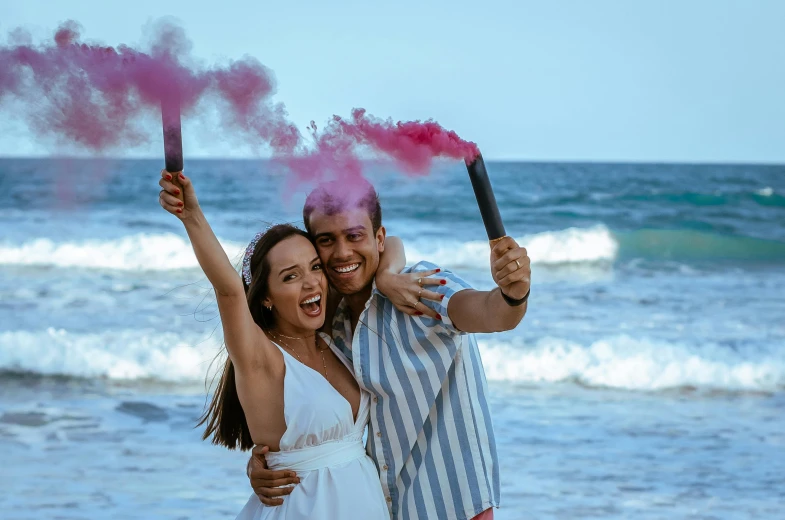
[0,20,299,155]
[0,21,479,186]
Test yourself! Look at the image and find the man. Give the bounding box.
[249,180,530,520]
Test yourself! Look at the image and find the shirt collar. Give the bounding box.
[370,278,383,298]
[332,278,381,329]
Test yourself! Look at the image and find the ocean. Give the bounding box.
[1,158,783,519]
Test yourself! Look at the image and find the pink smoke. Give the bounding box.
[0,20,479,185]
[0,20,298,154]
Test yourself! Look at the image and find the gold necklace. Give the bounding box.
[272,330,316,341]
[270,331,329,379]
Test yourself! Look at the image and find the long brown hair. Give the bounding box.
[198,223,311,450]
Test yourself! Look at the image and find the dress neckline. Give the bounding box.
[273,337,362,425]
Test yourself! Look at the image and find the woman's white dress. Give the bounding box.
[236,334,389,520]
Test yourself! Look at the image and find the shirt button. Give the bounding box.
[386,496,392,503]
[376,432,382,437]
[383,464,388,470]
[373,397,378,402]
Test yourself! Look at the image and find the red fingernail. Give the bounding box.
[435,269,441,273]
[414,311,423,316]
[440,280,447,285]
[178,201,183,207]
[440,295,445,300]
[435,313,442,320]
[166,174,172,180]
[176,208,182,213]
[179,174,185,181]
[174,188,180,194]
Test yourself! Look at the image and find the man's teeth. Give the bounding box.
[301,295,321,305]
[334,264,360,273]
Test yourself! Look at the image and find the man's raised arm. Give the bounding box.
[448,236,530,333]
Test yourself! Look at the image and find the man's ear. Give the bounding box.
[376,225,386,253]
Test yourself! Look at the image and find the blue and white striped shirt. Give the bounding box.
[330,261,500,520]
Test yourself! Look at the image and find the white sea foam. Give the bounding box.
[756,187,774,197]
[0,226,618,271]
[478,335,784,392]
[2,328,781,392]
[408,225,618,269]
[0,233,245,271]
[0,328,224,381]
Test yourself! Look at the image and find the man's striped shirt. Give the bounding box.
[330,261,500,520]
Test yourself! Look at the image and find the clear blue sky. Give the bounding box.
[2,0,784,163]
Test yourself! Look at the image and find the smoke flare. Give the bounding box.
[0,20,479,186]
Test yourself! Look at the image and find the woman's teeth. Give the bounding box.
[334,263,360,274]
[300,295,321,305]
[300,294,322,316]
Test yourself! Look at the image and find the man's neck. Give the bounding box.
[343,283,373,333]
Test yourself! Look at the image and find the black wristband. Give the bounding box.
[501,287,529,307]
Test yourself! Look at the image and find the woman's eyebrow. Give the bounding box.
[278,265,298,276]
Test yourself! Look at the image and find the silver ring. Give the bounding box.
[412,301,420,310]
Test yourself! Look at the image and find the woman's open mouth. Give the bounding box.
[299,293,322,317]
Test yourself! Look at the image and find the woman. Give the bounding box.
[157,170,435,519]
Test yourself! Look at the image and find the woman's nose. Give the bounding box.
[304,269,322,287]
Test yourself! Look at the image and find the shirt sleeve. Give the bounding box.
[408,261,473,335]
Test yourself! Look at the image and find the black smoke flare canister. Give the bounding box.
[465,153,506,242]
[161,97,184,173]
[161,96,184,203]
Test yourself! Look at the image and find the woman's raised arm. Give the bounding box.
[159,170,244,297]
[158,170,268,368]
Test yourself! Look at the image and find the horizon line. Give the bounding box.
[0,155,783,167]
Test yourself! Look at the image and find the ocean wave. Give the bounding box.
[616,229,785,262]
[0,226,619,271]
[1,225,783,272]
[479,335,785,392]
[2,328,782,393]
[648,188,785,208]
[407,225,619,268]
[411,226,785,270]
[0,328,223,381]
[0,233,245,270]
[545,188,785,208]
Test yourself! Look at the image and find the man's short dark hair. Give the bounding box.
[303,179,382,234]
